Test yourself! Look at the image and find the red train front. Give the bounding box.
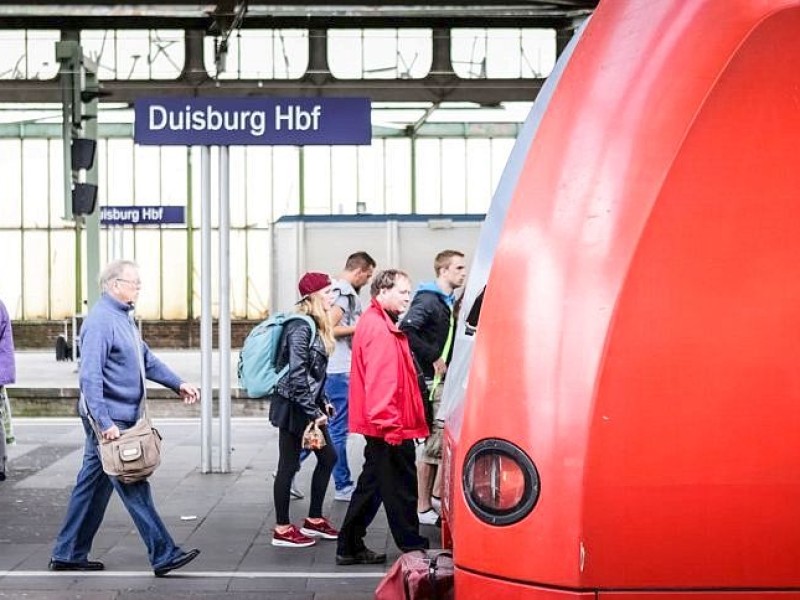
[439,1,800,598]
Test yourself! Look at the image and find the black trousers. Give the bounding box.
[274,425,336,525]
[337,436,429,555]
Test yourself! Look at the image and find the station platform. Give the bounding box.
[1,351,443,599]
[10,350,261,418]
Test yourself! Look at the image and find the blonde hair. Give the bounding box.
[296,292,335,355]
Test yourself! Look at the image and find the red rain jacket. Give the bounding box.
[349,298,429,444]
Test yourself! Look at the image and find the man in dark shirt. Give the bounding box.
[400,250,466,525]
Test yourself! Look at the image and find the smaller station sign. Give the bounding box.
[100,206,185,226]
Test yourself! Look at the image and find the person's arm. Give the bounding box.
[330,292,356,338]
[283,321,324,421]
[140,341,199,404]
[330,305,356,338]
[79,323,115,432]
[399,298,440,369]
[0,303,14,383]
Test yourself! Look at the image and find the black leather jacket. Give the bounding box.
[269,318,329,436]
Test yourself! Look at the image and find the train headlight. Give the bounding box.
[463,439,539,526]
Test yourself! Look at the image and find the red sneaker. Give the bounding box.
[272,525,316,548]
[300,517,339,540]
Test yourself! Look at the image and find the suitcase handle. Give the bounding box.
[427,551,453,600]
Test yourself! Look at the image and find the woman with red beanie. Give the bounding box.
[269,272,339,547]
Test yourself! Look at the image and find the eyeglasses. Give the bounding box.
[116,278,142,288]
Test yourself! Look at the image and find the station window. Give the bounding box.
[0,30,60,80]
[80,29,184,80]
[452,28,556,79]
[204,29,308,80]
[328,29,432,79]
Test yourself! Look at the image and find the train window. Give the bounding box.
[464,286,485,336]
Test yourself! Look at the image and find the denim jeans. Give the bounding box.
[52,417,184,570]
[299,372,353,491]
[324,372,353,491]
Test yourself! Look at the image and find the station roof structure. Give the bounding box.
[0,1,599,105]
[0,2,598,30]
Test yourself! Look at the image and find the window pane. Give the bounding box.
[384,138,411,213]
[303,146,331,214]
[441,138,467,213]
[204,29,307,79]
[22,230,49,319]
[415,139,441,212]
[22,140,51,227]
[0,140,22,227]
[329,29,430,79]
[452,28,555,79]
[331,146,358,214]
[95,29,184,80]
[0,30,59,80]
[245,146,272,227]
[0,231,22,317]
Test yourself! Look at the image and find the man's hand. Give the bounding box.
[315,413,329,427]
[433,358,447,377]
[101,425,121,441]
[179,382,200,404]
[384,431,403,446]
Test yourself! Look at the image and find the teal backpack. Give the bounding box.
[237,313,316,398]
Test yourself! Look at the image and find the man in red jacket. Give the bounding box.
[336,269,430,565]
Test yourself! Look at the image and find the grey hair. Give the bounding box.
[99,259,139,292]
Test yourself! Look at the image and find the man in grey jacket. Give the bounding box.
[50,259,201,576]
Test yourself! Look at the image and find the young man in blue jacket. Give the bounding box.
[400,250,466,525]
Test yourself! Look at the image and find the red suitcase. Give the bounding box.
[375,550,454,600]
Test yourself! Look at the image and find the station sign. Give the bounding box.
[134,97,371,146]
[100,206,185,226]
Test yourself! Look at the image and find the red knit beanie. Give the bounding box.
[298,272,331,297]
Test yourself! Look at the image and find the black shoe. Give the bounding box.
[153,548,201,577]
[335,548,387,565]
[48,559,105,571]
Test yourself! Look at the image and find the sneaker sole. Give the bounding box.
[271,538,316,548]
[300,527,338,540]
[417,514,440,526]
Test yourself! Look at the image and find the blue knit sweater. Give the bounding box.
[79,293,183,431]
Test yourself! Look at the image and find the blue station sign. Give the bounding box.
[134,97,372,146]
[101,206,185,226]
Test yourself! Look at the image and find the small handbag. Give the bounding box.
[95,410,162,484]
[302,421,326,450]
[85,394,162,485]
[86,319,162,484]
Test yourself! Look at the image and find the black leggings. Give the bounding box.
[274,425,336,525]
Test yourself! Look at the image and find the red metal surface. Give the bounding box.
[447,0,800,596]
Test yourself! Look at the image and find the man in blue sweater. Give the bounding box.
[50,259,201,576]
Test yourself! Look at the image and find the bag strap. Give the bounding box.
[428,310,455,403]
[131,314,149,420]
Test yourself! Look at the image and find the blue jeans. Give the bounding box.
[326,372,353,491]
[52,417,184,570]
[299,372,353,491]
